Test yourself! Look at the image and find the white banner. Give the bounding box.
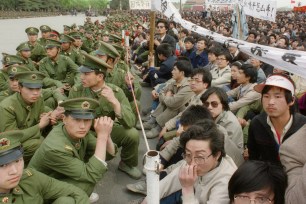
[206,0,237,5]
[129,0,151,10]
[152,0,306,79]
[237,0,277,22]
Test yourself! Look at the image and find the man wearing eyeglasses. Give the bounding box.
[210,51,231,88]
[154,19,176,54]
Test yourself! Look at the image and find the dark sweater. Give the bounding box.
[248,112,306,163]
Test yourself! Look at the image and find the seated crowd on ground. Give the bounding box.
[1,8,306,204]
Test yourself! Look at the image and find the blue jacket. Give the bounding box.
[190,50,209,68]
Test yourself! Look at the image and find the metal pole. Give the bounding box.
[145,150,160,204]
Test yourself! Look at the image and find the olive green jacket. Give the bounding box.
[39,55,80,87]
[0,168,89,204]
[69,83,136,128]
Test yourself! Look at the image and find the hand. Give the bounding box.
[39,111,51,129]
[237,118,248,127]
[125,72,134,87]
[100,85,118,104]
[176,125,184,137]
[50,106,65,125]
[158,126,167,138]
[151,90,159,99]
[63,83,71,91]
[243,148,249,160]
[165,90,173,97]
[56,87,65,95]
[179,164,197,195]
[154,38,160,46]
[94,116,114,140]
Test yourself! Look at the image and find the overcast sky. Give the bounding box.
[170,0,306,8]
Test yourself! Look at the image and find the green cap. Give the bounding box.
[45,39,61,49]
[2,54,24,66]
[7,65,30,77]
[60,97,99,119]
[79,51,112,73]
[25,27,39,35]
[0,131,24,166]
[102,30,110,36]
[99,41,120,59]
[15,71,46,88]
[60,34,75,43]
[71,23,77,29]
[16,42,31,52]
[63,25,71,31]
[69,31,82,39]
[40,25,51,32]
[85,28,94,34]
[78,25,85,29]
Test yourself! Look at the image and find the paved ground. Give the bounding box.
[0,14,158,204]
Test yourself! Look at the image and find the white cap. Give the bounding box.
[254,74,295,96]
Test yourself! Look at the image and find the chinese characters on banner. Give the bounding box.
[237,0,277,22]
[129,0,151,10]
[206,0,236,4]
[152,0,306,78]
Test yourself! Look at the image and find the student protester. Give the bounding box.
[0,131,90,204]
[189,37,209,68]
[247,74,306,163]
[210,51,231,88]
[180,37,196,59]
[228,160,287,204]
[280,124,306,204]
[226,63,261,113]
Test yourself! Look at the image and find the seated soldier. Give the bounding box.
[68,52,141,179]
[0,71,62,164]
[0,131,90,204]
[28,98,116,203]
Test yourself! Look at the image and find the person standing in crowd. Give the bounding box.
[153,19,176,54]
[248,74,306,163]
[24,27,46,63]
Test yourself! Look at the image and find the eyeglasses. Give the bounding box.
[156,26,165,29]
[188,78,203,83]
[182,153,212,164]
[203,101,220,108]
[234,195,273,204]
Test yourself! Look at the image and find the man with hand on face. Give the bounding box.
[39,39,80,93]
[68,52,142,180]
[0,131,90,204]
[28,98,115,203]
[0,71,62,164]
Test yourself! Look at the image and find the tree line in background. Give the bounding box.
[0,0,130,12]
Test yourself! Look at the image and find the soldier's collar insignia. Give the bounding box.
[2,197,9,203]
[31,74,37,80]
[5,57,10,63]
[81,101,90,110]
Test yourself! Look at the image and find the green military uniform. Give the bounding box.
[0,132,90,204]
[39,39,80,88]
[29,98,113,195]
[60,34,84,66]
[37,25,52,47]
[0,54,24,91]
[68,53,141,179]
[16,42,37,71]
[81,29,95,53]
[24,27,46,62]
[0,72,48,163]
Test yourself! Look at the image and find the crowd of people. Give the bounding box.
[0,8,306,204]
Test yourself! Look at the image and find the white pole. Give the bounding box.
[144,150,160,204]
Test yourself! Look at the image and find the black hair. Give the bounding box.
[169,21,176,28]
[231,60,244,69]
[156,43,173,58]
[173,59,192,77]
[208,46,222,56]
[93,70,106,79]
[228,161,287,204]
[200,87,230,111]
[248,31,258,39]
[180,105,213,127]
[190,68,212,88]
[156,19,169,30]
[184,36,195,44]
[238,63,258,83]
[217,51,232,62]
[180,29,189,36]
[180,119,225,161]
